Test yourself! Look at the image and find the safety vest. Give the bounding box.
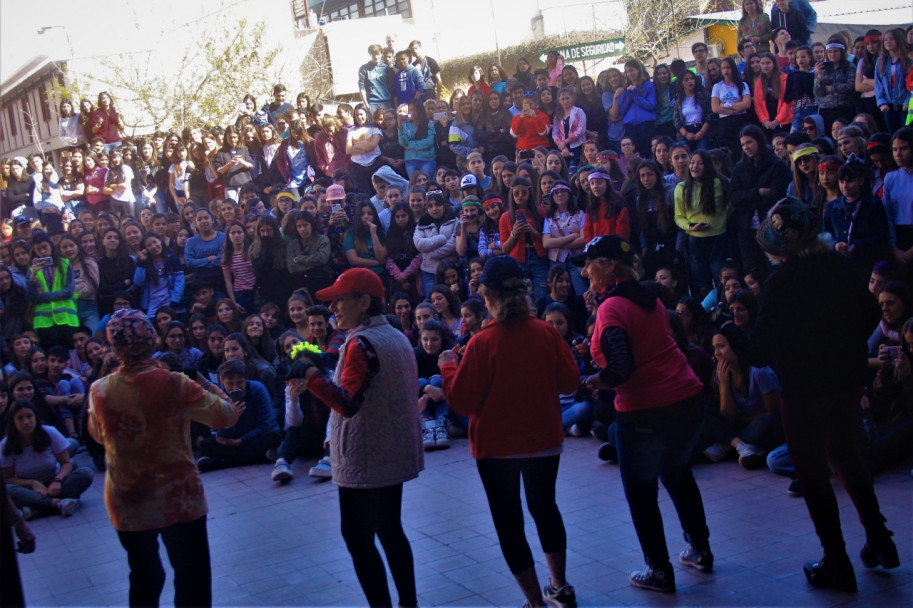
[33,258,79,329]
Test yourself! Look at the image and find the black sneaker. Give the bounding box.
[543,582,577,607]
[629,566,675,593]
[787,478,802,496]
[803,554,857,592]
[597,442,617,462]
[197,456,219,473]
[679,544,714,572]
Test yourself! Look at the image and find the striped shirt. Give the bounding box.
[224,251,255,291]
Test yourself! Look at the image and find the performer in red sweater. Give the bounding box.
[440,255,579,608]
[578,235,711,594]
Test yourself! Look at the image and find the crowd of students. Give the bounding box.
[0,13,912,601]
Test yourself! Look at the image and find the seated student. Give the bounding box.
[188,283,218,323]
[542,302,594,436]
[270,345,331,483]
[304,305,345,368]
[1,400,94,519]
[154,320,203,371]
[823,158,890,279]
[46,345,86,438]
[196,359,280,472]
[415,319,460,451]
[535,263,588,336]
[701,328,784,469]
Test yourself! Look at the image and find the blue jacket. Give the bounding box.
[771,0,816,38]
[133,252,185,315]
[215,380,278,443]
[823,194,890,276]
[874,56,911,109]
[617,81,657,125]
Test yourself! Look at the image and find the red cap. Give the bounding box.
[316,268,385,301]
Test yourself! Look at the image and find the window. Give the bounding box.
[7,105,18,137]
[21,99,33,135]
[40,84,52,122]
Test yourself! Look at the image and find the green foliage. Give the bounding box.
[95,18,282,133]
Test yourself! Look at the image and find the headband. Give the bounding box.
[818,162,841,172]
[792,147,817,162]
[482,197,503,208]
[597,151,619,160]
[549,183,572,194]
[826,42,846,51]
[461,198,482,210]
[864,34,882,44]
[867,141,889,151]
[275,191,296,202]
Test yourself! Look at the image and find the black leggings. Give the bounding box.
[338,483,416,608]
[476,455,567,574]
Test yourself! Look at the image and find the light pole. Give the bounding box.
[37,25,74,59]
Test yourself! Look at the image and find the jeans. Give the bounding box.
[782,389,891,555]
[625,121,654,158]
[76,299,100,334]
[6,466,94,517]
[790,105,819,133]
[556,260,588,298]
[116,515,212,607]
[199,431,281,469]
[405,159,436,180]
[701,404,784,451]
[277,422,327,463]
[560,395,594,430]
[476,455,566,574]
[616,395,710,569]
[767,444,794,475]
[686,233,730,297]
[420,271,437,298]
[338,483,417,608]
[522,249,549,304]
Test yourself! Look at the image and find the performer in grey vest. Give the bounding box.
[302,268,423,607]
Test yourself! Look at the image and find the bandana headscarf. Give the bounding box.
[107,308,157,357]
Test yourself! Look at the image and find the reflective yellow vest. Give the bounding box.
[33,258,79,329]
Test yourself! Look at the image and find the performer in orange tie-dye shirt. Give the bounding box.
[88,308,241,607]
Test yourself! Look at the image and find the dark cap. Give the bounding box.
[13,215,31,227]
[756,197,820,257]
[479,255,526,289]
[568,234,634,266]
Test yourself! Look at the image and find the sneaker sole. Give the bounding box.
[271,471,292,482]
[629,578,675,593]
[678,554,713,572]
[59,501,81,517]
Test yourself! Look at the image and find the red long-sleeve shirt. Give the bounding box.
[441,315,579,459]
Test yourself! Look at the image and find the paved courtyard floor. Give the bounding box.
[14,435,913,607]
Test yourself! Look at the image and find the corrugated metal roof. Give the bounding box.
[688,0,912,26]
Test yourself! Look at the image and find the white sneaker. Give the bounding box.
[271,459,293,482]
[308,456,332,479]
[434,426,451,449]
[58,498,81,517]
[736,442,765,470]
[422,428,436,451]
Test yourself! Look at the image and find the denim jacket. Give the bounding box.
[874,57,911,109]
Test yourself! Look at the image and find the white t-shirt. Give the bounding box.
[110,164,136,203]
[0,425,67,482]
[347,125,382,166]
[711,81,750,116]
[681,96,703,125]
